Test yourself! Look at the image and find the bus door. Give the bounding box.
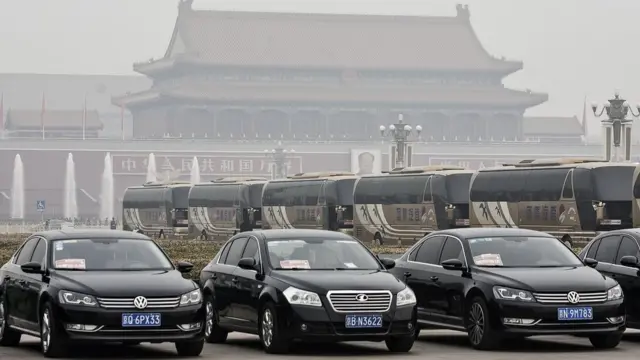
[559,169,579,230]
[318,181,330,230]
[421,177,437,231]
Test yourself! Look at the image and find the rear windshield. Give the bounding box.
[592,166,634,201]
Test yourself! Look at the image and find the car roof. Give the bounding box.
[248,229,354,241]
[593,228,640,239]
[435,227,554,240]
[32,229,151,241]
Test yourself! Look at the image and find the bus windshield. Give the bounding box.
[446,173,472,204]
[592,166,634,201]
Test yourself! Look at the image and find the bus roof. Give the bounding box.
[482,159,633,172]
[129,181,191,189]
[209,177,268,184]
[387,165,467,174]
[287,171,355,179]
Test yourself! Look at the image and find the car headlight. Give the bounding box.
[396,287,416,307]
[180,289,202,306]
[58,290,97,307]
[282,287,322,307]
[607,284,623,301]
[492,286,535,302]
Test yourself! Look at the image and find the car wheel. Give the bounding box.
[175,339,205,356]
[0,297,21,346]
[385,335,414,352]
[41,302,68,358]
[259,302,290,354]
[374,233,383,246]
[204,295,228,343]
[414,329,421,340]
[466,297,500,350]
[589,332,622,349]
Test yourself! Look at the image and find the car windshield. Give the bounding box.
[266,238,381,270]
[51,238,174,271]
[468,236,583,268]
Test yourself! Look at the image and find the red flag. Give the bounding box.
[40,93,46,139]
[82,95,87,140]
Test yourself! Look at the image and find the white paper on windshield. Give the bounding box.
[473,254,503,266]
[279,260,310,269]
[337,240,357,244]
[55,259,86,269]
[55,242,64,251]
[344,262,357,268]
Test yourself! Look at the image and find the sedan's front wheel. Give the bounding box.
[466,297,501,350]
[385,335,414,352]
[259,302,290,354]
[41,303,68,358]
[204,296,228,343]
[175,339,205,356]
[589,332,622,349]
[0,297,21,346]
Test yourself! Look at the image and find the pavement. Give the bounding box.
[4,330,640,359]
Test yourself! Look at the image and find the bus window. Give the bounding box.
[423,177,432,202]
[561,170,574,199]
[318,181,327,205]
[634,173,640,199]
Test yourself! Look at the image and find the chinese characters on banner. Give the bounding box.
[113,154,303,177]
[427,157,521,170]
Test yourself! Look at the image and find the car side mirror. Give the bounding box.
[21,261,43,274]
[583,257,598,268]
[620,255,639,269]
[379,258,396,270]
[441,258,465,271]
[238,257,258,271]
[176,261,194,274]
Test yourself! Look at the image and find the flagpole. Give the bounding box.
[41,93,45,140]
[120,103,125,141]
[0,93,4,140]
[82,94,87,140]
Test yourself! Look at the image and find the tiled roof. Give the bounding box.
[140,4,522,73]
[523,116,583,136]
[5,109,102,130]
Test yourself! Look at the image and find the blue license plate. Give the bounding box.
[345,314,383,328]
[557,307,593,321]
[121,313,162,327]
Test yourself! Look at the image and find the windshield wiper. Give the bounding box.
[274,267,306,270]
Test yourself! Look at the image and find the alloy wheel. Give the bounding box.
[261,309,274,348]
[468,303,485,345]
[205,301,214,337]
[0,300,5,339]
[41,310,51,353]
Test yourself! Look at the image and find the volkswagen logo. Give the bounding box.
[133,296,148,309]
[567,291,580,304]
[355,294,368,302]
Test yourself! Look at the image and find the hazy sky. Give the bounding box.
[0,0,639,118]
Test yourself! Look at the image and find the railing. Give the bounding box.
[0,223,121,235]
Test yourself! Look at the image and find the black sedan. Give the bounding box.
[199,229,417,354]
[0,230,204,358]
[390,228,625,350]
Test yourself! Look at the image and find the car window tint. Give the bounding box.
[616,237,640,264]
[218,241,232,263]
[242,238,259,263]
[30,238,47,265]
[586,239,600,259]
[15,238,39,265]
[414,236,445,265]
[225,238,248,266]
[594,235,622,264]
[439,238,464,264]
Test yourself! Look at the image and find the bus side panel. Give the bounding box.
[633,166,640,227]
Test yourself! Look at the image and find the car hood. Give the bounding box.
[51,270,197,297]
[269,269,406,294]
[476,266,615,292]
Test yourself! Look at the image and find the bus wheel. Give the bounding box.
[374,233,384,246]
[201,230,208,241]
[561,235,573,249]
[159,230,165,239]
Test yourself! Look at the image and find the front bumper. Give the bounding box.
[280,303,417,342]
[54,303,204,343]
[492,299,625,335]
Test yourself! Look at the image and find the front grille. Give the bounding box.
[97,296,180,309]
[532,291,607,304]
[326,290,392,313]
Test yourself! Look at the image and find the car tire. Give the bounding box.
[374,233,383,246]
[40,302,68,358]
[175,339,205,356]
[414,328,421,340]
[0,297,21,346]
[589,332,622,349]
[203,295,228,343]
[466,296,501,350]
[259,302,290,354]
[385,335,415,352]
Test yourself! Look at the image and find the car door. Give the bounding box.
[208,239,239,325]
[232,236,263,330]
[5,237,39,326]
[593,235,623,278]
[610,235,640,325]
[433,236,467,329]
[23,237,47,326]
[219,237,248,326]
[403,236,445,321]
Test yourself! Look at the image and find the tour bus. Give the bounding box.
[122,181,191,237]
[261,172,356,231]
[188,177,267,241]
[470,158,635,247]
[629,164,640,229]
[353,166,474,245]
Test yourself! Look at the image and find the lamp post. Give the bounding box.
[264,141,295,179]
[379,114,422,169]
[592,92,640,162]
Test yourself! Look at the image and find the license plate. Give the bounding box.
[557,307,593,321]
[121,313,162,327]
[345,314,383,328]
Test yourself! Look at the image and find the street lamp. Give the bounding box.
[379,114,422,169]
[592,91,640,162]
[264,141,295,179]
